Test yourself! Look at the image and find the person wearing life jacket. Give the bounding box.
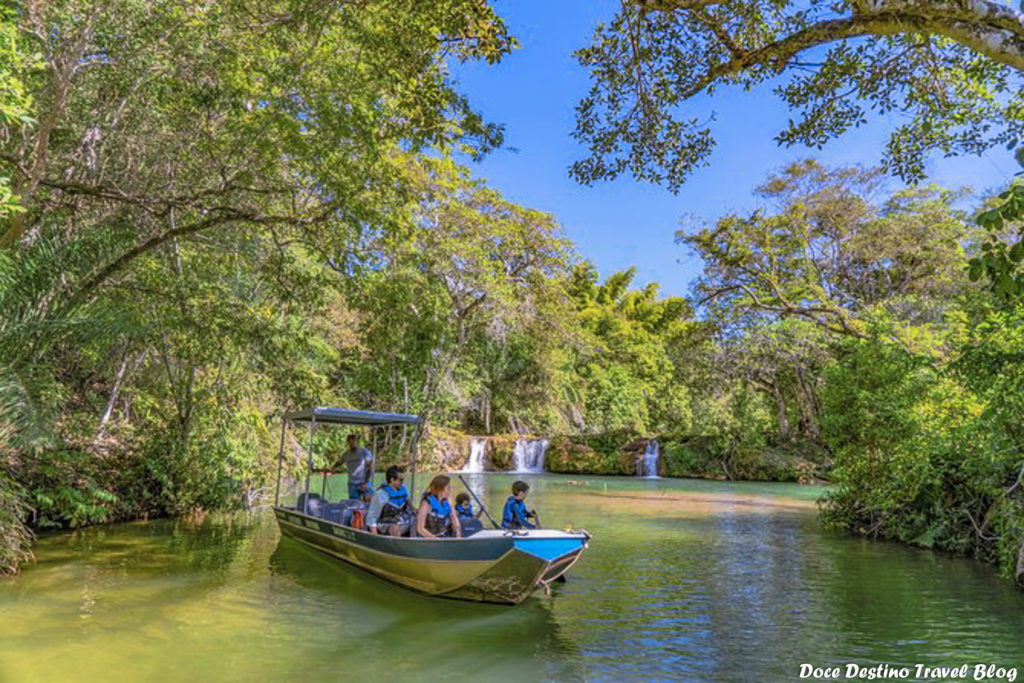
[454,492,484,536]
[454,492,475,520]
[366,466,411,536]
[416,475,461,539]
[501,480,537,530]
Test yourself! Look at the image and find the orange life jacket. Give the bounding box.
[350,509,365,530]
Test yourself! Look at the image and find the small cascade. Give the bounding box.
[512,439,549,473]
[639,439,660,478]
[463,438,487,473]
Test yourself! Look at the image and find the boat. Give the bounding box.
[272,407,590,605]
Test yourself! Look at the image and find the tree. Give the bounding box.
[341,156,573,429]
[2,0,515,250]
[0,0,516,438]
[970,182,1024,299]
[567,263,694,433]
[0,4,35,222]
[572,0,1024,189]
[714,319,832,442]
[684,160,975,351]
[0,0,517,573]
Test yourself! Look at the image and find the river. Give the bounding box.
[1,474,1022,681]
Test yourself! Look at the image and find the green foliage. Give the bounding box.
[23,448,120,529]
[0,5,36,220]
[5,0,1020,596]
[660,438,820,482]
[339,154,575,431]
[568,263,694,434]
[678,159,1023,585]
[546,432,640,475]
[686,160,973,344]
[820,334,1023,585]
[0,0,520,573]
[0,472,32,575]
[573,1,1024,189]
[970,183,1024,300]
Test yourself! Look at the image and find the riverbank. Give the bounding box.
[6,424,1020,594]
[418,426,831,483]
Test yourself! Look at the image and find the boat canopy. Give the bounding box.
[275,407,424,508]
[283,407,421,426]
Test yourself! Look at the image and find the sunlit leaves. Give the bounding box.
[572,1,1024,189]
[969,183,1024,300]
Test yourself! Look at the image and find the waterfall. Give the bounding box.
[512,439,548,473]
[464,438,487,473]
[639,439,660,478]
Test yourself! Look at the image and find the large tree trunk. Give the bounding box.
[773,385,791,441]
[94,349,146,441]
[793,364,820,441]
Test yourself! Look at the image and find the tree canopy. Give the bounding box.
[685,159,974,346]
[572,0,1024,189]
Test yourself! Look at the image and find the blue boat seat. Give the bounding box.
[323,501,363,525]
[460,519,484,537]
[295,493,324,517]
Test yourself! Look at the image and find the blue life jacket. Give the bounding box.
[379,483,409,522]
[422,493,452,536]
[501,496,533,529]
[455,502,473,518]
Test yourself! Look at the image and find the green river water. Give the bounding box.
[1,474,1022,681]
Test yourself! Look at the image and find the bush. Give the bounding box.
[820,337,1024,586]
[0,472,32,575]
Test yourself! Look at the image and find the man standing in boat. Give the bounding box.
[338,433,374,499]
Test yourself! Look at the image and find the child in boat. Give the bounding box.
[454,492,475,519]
[342,486,375,529]
[501,480,537,530]
[455,492,484,536]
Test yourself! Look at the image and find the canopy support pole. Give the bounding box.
[371,427,378,488]
[409,423,422,501]
[274,417,286,506]
[303,416,317,513]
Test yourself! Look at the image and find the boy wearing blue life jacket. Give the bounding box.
[501,480,537,530]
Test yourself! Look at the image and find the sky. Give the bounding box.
[448,0,1018,298]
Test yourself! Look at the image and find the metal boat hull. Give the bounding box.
[274,507,588,604]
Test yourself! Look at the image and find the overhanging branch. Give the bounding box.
[72,206,333,304]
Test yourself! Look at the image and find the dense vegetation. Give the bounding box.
[572,0,1024,587]
[1,1,1022,590]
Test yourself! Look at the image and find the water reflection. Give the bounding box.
[2,476,1022,682]
[269,538,585,680]
[528,478,1024,680]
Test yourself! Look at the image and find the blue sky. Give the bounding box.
[450,0,1017,298]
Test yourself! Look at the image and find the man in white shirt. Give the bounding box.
[340,433,373,499]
